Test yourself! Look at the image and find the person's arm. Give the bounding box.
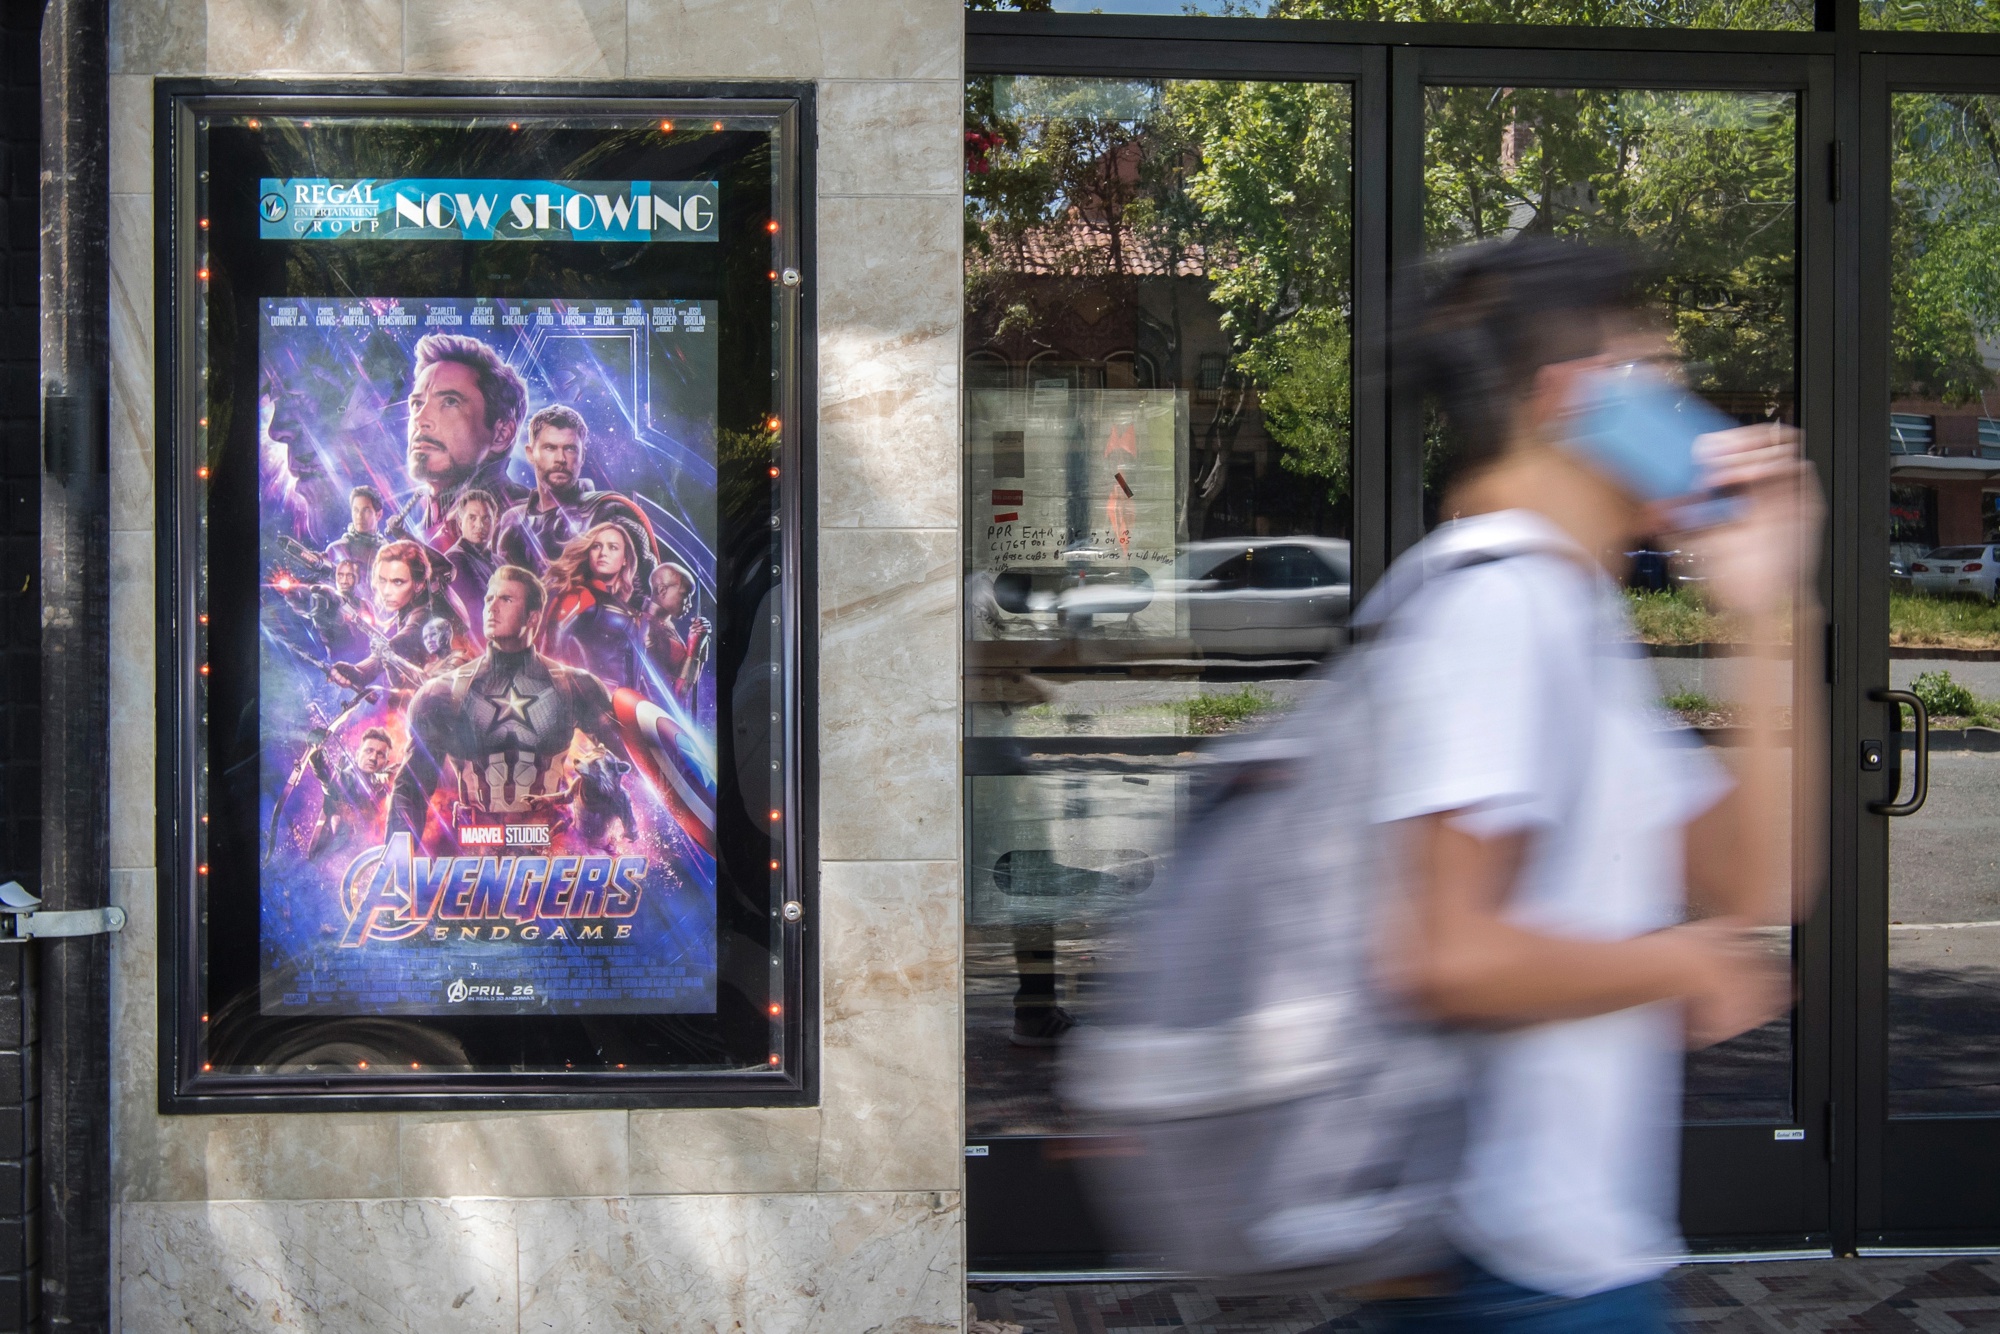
[1386,814,1778,1046]
[1678,429,1828,927]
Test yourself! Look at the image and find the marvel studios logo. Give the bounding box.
[458,825,553,847]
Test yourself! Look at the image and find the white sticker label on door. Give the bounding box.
[1773,1128,1806,1141]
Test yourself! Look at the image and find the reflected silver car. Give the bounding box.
[1909,545,2000,601]
[1173,537,1351,657]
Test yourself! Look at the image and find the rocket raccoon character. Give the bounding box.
[390,564,632,842]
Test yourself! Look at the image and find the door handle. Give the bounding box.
[1868,687,1929,816]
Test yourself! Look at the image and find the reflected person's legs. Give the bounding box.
[1010,922,1074,1047]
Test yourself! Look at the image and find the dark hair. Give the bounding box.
[413,334,528,454]
[527,403,589,448]
[453,488,499,521]
[1398,238,1642,488]
[489,564,547,616]
[360,728,393,748]
[350,485,383,510]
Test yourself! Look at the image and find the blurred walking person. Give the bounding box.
[1359,238,1825,1330]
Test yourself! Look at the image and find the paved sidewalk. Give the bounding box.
[970,1256,2000,1332]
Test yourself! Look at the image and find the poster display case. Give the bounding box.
[155,87,814,1109]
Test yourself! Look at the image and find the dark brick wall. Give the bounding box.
[0,0,41,1329]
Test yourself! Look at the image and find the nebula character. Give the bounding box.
[331,539,461,689]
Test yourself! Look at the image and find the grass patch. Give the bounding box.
[1184,685,1278,735]
[1625,588,1727,645]
[1890,592,2000,650]
[1663,689,1718,713]
[1902,667,2000,727]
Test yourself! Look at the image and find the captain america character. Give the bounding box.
[390,564,633,845]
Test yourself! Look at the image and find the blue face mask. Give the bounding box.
[1562,362,1739,503]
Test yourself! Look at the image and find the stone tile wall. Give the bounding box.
[103,1,965,1328]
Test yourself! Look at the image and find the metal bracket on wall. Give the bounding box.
[0,882,124,942]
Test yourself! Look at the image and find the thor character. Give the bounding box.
[394,333,529,547]
[541,520,650,690]
[494,405,660,572]
[644,562,711,707]
[390,565,633,842]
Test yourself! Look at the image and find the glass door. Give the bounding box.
[1859,59,2000,1245]
[1411,50,1833,1250]
[962,70,1361,1269]
[960,46,1833,1271]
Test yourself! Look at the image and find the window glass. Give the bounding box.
[1863,0,2000,30]
[966,0,1811,31]
[1886,92,2000,1115]
[964,74,1352,1135]
[1425,84,1802,1123]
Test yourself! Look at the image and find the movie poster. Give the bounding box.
[256,296,719,1015]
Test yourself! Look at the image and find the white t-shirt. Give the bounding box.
[1365,509,1731,1299]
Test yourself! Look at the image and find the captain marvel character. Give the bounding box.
[540,519,652,691]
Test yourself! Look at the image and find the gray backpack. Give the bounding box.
[1059,537,1559,1286]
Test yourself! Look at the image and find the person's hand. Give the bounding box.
[1663,916,1790,1049]
[329,663,362,691]
[1670,423,1824,620]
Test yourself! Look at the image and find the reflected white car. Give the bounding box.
[1171,537,1352,657]
[1909,545,2000,601]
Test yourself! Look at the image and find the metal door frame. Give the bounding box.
[964,6,1997,1270]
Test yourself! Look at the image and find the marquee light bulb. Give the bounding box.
[766,220,779,233]
[660,120,673,132]
[712,121,724,131]
[246,118,260,129]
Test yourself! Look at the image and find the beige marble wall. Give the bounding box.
[105,0,965,1328]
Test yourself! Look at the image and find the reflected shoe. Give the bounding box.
[1010,1006,1076,1048]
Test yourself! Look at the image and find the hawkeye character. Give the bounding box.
[389,565,633,844]
[306,726,397,855]
[443,488,501,634]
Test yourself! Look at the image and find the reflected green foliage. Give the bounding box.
[1891,95,2000,403]
[1266,0,1809,24]
[1423,88,1796,491]
[967,0,1810,27]
[965,76,1356,513]
[966,78,1807,512]
[1864,0,2000,30]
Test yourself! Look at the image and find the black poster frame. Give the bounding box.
[154,82,819,1113]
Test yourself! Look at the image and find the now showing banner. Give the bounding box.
[258,178,720,242]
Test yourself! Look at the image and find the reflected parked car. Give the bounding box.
[1909,544,2000,600]
[1172,537,1351,657]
